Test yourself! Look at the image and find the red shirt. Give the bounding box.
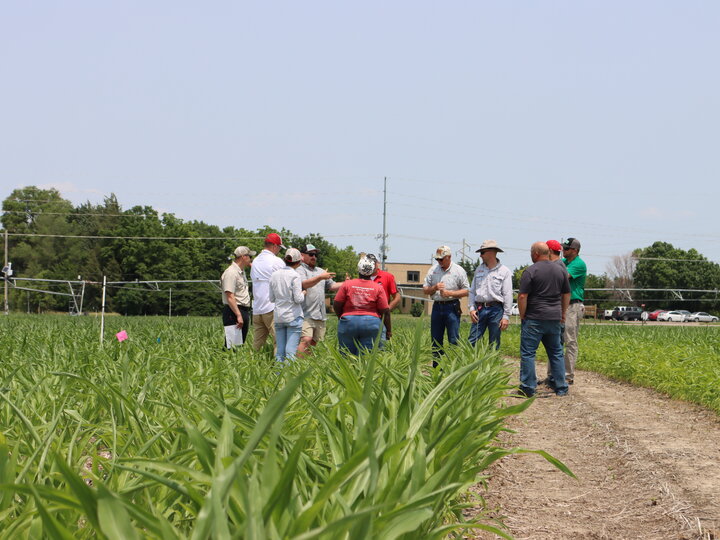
[372,270,398,302]
[335,278,389,317]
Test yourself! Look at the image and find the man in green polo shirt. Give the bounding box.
[562,237,587,384]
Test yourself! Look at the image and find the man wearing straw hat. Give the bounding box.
[468,240,513,350]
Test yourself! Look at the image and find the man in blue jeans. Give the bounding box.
[423,245,469,365]
[468,240,513,350]
[517,242,571,397]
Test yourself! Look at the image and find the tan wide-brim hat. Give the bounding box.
[475,239,504,253]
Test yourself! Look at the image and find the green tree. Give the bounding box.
[457,258,478,284]
[633,241,720,312]
[2,187,80,311]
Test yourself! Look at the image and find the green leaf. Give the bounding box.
[97,483,140,540]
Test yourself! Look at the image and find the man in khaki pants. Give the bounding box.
[561,237,587,384]
[250,233,286,350]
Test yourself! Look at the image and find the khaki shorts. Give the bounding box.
[301,318,327,342]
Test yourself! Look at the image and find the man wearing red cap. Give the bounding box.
[250,233,286,350]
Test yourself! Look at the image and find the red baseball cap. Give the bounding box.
[546,239,562,252]
[265,233,286,249]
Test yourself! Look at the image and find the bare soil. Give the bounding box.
[467,365,720,540]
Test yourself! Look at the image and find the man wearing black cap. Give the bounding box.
[562,237,587,384]
[296,244,341,356]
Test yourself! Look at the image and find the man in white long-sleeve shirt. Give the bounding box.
[250,233,286,350]
[269,248,305,363]
[468,240,513,350]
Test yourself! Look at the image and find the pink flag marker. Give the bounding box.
[116,330,128,342]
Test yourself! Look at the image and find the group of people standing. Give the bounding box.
[422,238,586,397]
[221,232,587,396]
[221,233,398,362]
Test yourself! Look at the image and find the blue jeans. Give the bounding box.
[468,304,504,350]
[337,315,381,356]
[275,316,303,363]
[520,319,568,396]
[430,301,461,358]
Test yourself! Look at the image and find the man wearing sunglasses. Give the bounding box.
[423,245,469,364]
[561,237,587,384]
[296,244,342,356]
[468,240,513,350]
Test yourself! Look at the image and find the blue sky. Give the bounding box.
[2,1,718,275]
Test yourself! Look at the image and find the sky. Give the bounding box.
[2,1,719,275]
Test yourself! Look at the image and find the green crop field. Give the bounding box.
[0,314,566,539]
[495,321,720,414]
[3,314,717,538]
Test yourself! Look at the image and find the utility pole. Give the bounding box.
[380,177,387,270]
[457,238,473,263]
[3,229,8,315]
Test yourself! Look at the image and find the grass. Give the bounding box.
[493,319,720,414]
[0,314,561,539]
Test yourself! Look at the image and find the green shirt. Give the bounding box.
[563,256,587,301]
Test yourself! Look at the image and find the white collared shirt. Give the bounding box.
[250,249,285,315]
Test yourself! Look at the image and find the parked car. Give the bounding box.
[687,312,719,323]
[607,306,630,320]
[511,303,519,316]
[657,310,687,322]
[647,309,666,321]
[612,306,643,321]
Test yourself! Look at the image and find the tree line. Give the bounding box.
[1,187,359,316]
[3,186,719,315]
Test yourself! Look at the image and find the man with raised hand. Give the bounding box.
[467,240,513,350]
[221,246,255,348]
[295,244,342,356]
[561,237,587,385]
[517,242,570,398]
[423,245,469,364]
[250,233,286,351]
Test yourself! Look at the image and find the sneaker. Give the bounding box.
[566,377,574,385]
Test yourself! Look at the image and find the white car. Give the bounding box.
[657,310,687,322]
[687,312,719,323]
[511,303,520,316]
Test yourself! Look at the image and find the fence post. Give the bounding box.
[100,276,107,345]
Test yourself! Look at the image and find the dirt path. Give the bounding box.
[468,366,720,540]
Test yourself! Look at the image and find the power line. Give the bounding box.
[1,231,376,241]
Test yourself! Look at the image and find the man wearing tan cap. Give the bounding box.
[423,245,469,364]
[468,240,513,350]
[221,246,256,348]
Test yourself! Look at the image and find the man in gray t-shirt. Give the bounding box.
[296,244,342,356]
[517,242,571,397]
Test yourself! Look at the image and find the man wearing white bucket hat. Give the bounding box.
[468,240,513,350]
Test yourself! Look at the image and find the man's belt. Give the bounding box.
[569,299,583,304]
[476,301,502,308]
[237,304,251,310]
[435,299,459,303]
